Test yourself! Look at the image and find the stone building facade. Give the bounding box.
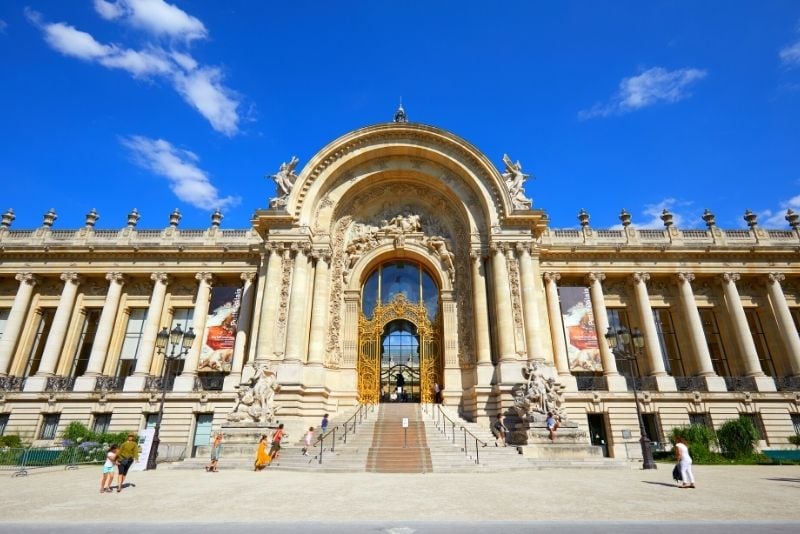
[1,120,800,459]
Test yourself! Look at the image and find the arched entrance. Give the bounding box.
[357,261,442,404]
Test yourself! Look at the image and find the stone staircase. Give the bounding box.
[365,403,432,473]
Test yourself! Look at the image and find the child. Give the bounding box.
[320,414,329,434]
[101,444,119,493]
[302,427,314,456]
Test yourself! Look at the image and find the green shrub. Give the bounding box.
[788,434,800,448]
[717,417,759,459]
[670,424,719,464]
[62,421,132,448]
[0,434,23,448]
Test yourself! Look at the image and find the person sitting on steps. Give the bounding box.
[546,411,560,442]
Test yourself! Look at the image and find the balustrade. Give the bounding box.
[576,375,608,391]
[44,376,75,392]
[775,376,800,391]
[0,376,25,391]
[94,376,124,393]
[674,377,708,392]
[724,376,758,392]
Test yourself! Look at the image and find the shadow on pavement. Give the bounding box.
[641,481,678,488]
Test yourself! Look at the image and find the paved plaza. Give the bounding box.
[1,464,799,525]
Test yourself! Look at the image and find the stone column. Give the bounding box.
[255,245,284,361]
[307,252,331,366]
[24,273,81,391]
[173,272,214,392]
[543,272,576,390]
[766,273,800,376]
[490,243,516,363]
[631,273,675,391]
[124,273,169,392]
[224,272,257,391]
[586,272,626,391]
[470,251,492,367]
[73,273,125,392]
[0,273,37,376]
[675,273,725,391]
[284,246,311,372]
[516,243,544,362]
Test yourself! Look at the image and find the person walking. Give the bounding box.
[302,427,314,456]
[254,435,270,471]
[320,414,329,434]
[493,414,508,447]
[116,434,139,492]
[100,444,119,494]
[675,436,696,488]
[205,432,223,472]
[268,424,286,464]
[434,382,442,404]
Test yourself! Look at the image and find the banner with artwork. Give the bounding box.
[198,285,242,372]
[558,286,603,372]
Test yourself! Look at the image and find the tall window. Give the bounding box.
[0,308,10,340]
[92,414,111,435]
[740,413,767,443]
[744,309,776,377]
[791,414,800,436]
[362,261,439,321]
[24,309,56,377]
[653,309,685,376]
[0,413,8,436]
[689,412,713,429]
[170,308,194,375]
[117,309,147,378]
[699,309,730,376]
[39,414,60,440]
[642,413,663,444]
[606,308,636,376]
[792,308,800,334]
[70,309,102,377]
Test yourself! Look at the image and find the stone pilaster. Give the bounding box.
[0,273,37,376]
[255,245,284,361]
[284,246,311,366]
[305,252,331,387]
[516,243,545,362]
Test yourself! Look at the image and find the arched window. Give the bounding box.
[361,261,439,320]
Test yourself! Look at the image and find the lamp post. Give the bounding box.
[146,324,195,470]
[605,325,657,470]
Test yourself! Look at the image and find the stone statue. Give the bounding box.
[513,361,567,423]
[268,156,300,208]
[502,154,533,210]
[426,235,455,284]
[380,212,422,234]
[228,362,281,423]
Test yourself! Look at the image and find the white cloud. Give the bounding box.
[94,0,207,42]
[121,135,240,210]
[760,194,800,227]
[579,67,707,119]
[609,198,698,230]
[780,41,800,67]
[29,9,241,134]
[0,19,8,33]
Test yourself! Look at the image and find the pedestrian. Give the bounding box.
[321,413,329,434]
[205,432,223,472]
[493,414,508,447]
[434,382,442,404]
[546,411,560,442]
[675,436,696,488]
[254,435,270,471]
[396,372,405,401]
[100,444,119,494]
[268,424,286,463]
[115,433,139,492]
[302,427,314,456]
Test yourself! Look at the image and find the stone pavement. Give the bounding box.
[1,464,799,522]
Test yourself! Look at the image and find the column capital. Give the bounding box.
[60,272,81,285]
[469,248,485,262]
[195,272,215,285]
[489,242,507,255]
[722,272,741,284]
[150,272,170,285]
[767,272,786,285]
[676,272,695,284]
[631,272,651,284]
[585,272,605,284]
[515,242,531,256]
[542,272,561,283]
[15,272,38,286]
[105,272,127,285]
[240,272,257,284]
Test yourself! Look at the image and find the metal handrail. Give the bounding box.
[424,403,488,464]
[315,403,375,465]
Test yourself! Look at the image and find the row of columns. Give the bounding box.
[0,269,257,393]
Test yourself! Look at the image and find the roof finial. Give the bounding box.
[394,98,408,123]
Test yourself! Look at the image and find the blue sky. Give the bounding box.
[1,1,799,231]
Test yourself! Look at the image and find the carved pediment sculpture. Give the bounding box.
[268,156,300,209]
[227,362,281,424]
[501,154,533,210]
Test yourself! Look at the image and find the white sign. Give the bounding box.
[402,418,409,428]
[130,428,155,471]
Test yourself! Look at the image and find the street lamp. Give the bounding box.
[146,323,196,470]
[605,325,657,470]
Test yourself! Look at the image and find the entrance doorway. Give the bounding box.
[380,320,420,402]
[587,414,610,457]
[192,414,213,458]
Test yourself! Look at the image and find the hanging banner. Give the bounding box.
[198,285,242,372]
[130,428,154,472]
[558,286,603,372]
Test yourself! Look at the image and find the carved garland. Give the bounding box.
[275,248,294,358]
[506,253,526,354]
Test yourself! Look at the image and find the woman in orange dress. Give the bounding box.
[254,435,270,471]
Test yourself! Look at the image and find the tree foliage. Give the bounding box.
[717,417,759,458]
[670,424,719,464]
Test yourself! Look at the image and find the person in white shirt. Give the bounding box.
[675,436,696,488]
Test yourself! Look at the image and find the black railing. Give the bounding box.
[0,376,25,392]
[674,377,708,392]
[315,404,375,465]
[724,376,758,392]
[193,374,225,391]
[422,403,488,465]
[44,376,75,392]
[576,376,607,391]
[625,376,658,391]
[94,376,124,393]
[145,375,175,392]
[775,376,800,391]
